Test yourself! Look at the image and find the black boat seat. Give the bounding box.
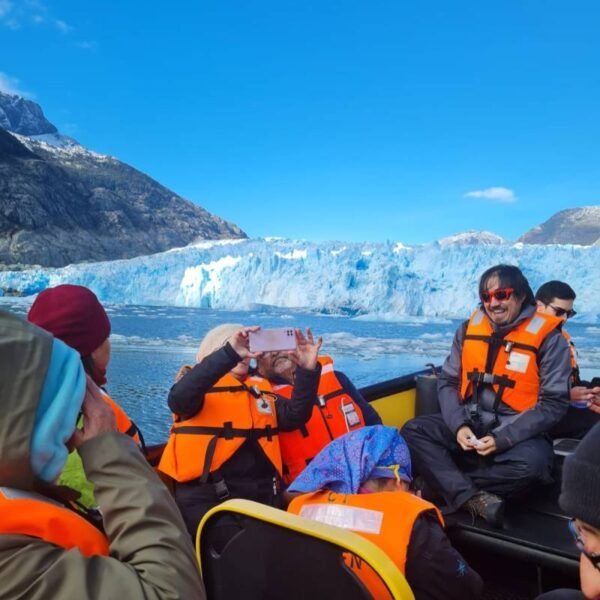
[195,499,414,600]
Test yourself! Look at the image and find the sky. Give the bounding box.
[1,1,600,244]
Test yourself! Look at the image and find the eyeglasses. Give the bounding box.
[568,519,600,570]
[481,288,514,303]
[549,305,577,319]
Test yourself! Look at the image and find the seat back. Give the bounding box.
[196,499,414,600]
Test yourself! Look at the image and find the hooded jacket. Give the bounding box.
[0,310,205,600]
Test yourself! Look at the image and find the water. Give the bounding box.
[3,299,599,444]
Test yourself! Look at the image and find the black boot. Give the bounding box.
[462,491,505,527]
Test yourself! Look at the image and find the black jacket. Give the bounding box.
[406,513,483,600]
[168,343,321,482]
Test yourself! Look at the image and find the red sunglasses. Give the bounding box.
[481,288,514,303]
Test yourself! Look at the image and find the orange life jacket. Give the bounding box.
[0,486,109,556]
[289,489,443,595]
[159,373,281,482]
[274,356,366,484]
[562,329,580,384]
[460,309,562,413]
[102,392,142,446]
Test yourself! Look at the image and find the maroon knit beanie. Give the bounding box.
[27,284,111,357]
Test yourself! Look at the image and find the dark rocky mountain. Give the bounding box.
[0,94,245,267]
[0,91,57,136]
[517,207,600,245]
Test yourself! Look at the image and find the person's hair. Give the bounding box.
[196,323,243,363]
[535,280,576,304]
[478,264,535,306]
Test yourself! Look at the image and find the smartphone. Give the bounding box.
[467,435,485,449]
[249,328,297,353]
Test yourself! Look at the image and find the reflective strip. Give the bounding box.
[299,503,384,535]
[320,363,335,374]
[471,310,485,326]
[525,315,545,335]
[272,384,290,392]
[0,486,62,507]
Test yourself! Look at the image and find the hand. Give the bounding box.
[475,435,497,456]
[456,425,476,451]
[589,391,600,415]
[287,328,323,371]
[571,386,596,406]
[228,326,262,359]
[175,364,193,383]
[69,376,117,449]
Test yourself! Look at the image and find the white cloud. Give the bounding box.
[464,187,517,203]
[0,0,12,18]
[54,18,71,33]
[0,72,33,98]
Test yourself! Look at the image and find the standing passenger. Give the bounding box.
[535,280,600,439]
[0,310,204,599]
[159,323,322,541]
[403,265,571,526]
[256,347,381,485]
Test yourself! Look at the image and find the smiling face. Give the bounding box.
[257,351,296,383]
[482,275,524,326]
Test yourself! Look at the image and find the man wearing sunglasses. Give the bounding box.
[403,265,571,527]
[535,281,600,439]
[536,423,600,599]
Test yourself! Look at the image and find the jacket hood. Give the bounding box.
[0,310,85,489]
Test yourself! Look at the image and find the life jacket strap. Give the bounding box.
[174,423,280,440]
[464,334,539,355]
[467,371,516,389]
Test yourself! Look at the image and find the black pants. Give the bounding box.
[175,476,281,546]
[550,406,600,439]
[402,414,555,512]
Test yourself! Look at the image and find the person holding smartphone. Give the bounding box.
[535,281,600,439]
[159,323,322,543]
[256,342,381,485]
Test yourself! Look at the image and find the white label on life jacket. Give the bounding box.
[341,400,361,428]
[506,351,530,374]
[299,503,384,535]
[256,396,273,415]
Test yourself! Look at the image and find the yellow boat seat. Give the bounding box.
[196,498,414,599]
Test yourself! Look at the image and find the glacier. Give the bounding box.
[1,238,599,322]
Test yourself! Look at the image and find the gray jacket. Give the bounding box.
[437,305,571,452]
[0,310,205,600]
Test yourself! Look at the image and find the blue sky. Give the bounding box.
[1,1,599,243]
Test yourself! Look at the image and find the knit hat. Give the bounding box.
[196,323,243,363]
[559,422,600,528]
[288,426,412,495]
[27,285,111,357]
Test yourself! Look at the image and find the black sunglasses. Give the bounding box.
[568,519,600,570]
[549,304,577,319]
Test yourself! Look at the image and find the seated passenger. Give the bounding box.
[536,423,600,600]
[27,284,143,508]
[535,280,600,439]
[256,346,381,484]
[287,425,483,600]
[0,310,203,599]
[402,265,571,527]
[159,323,322,540]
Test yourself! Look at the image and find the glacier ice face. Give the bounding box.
[0,238,599,322]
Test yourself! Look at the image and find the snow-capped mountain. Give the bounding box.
[0,91,245,268]
[0,92,57,136]
[518,206,600,245]
[1,238,599,322]
[437,230,508,246]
